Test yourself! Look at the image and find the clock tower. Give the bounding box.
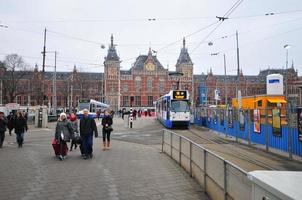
[175,37,194,104]
[104,34,121,111]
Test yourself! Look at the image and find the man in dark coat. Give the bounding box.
[14,111,28,148]
[79,109,98,159]
[0,112,8,148]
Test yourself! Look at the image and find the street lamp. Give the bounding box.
[284,44,291,107]
[210,52,228,106]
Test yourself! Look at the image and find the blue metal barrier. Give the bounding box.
[194,112,302,157]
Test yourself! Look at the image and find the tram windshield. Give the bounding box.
[171,100,189,112]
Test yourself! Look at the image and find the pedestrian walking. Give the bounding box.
[96,110,100,121]
[102,110,113,150]
[133,109,137,120]
[55,113,73,160]
[7,112,14,136]
[69,113,79,151]
[79,109,98,159]
[14,111,28,148]
[0,112,8,148]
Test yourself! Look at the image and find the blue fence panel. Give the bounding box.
[250,124,266,145]
[292,128,302,156]
[194,114,203,126]
[268,125,288,152]
[193,109,302,157]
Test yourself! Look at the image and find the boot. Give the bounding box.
[102,142,106,151]
[107,141,110,150]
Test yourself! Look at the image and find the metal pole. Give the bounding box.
[224,54,227,105]
[236,30,240,95]
[236,31,241,144]
[70,73,73,111]
[248,109,251,145]
[41,28,46,106]
[285,49,288,106]
[53,51,57,115]
[223,161,227,200]
[161,130,164,153]
[203,150,207,193]
[265,108,269,152]
[170,131,173,157]
[288,108,293,159]
[179,137,182,166]
[189,142,192,177]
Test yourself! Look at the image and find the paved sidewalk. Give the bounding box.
[0,120,208,200]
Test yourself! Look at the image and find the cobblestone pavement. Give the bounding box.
[0,117,209,200]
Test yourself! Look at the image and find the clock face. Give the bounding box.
[145,62,155,71]
[108,68,116,76]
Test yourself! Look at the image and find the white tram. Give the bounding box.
[155,90,190,128]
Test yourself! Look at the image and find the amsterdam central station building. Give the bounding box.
[0,35,301,111]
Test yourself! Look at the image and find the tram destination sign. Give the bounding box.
[173,91,187,100]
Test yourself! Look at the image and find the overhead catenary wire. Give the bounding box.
[190,0,244,54]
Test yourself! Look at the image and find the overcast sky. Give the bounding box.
[0,0,301,75]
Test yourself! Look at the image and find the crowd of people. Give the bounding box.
[0,107,153,160]
[119,108,153,120]
[0,108,114,162]
[0,110,28,148]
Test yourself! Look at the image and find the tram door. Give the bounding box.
[166,100,170,120]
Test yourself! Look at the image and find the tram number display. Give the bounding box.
[172,91,187,100]
[79,99,90,103]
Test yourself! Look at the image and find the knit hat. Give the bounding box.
[60,112,67,118]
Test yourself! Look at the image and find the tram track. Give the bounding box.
[173,128,277,171]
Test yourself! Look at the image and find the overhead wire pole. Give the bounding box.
[224,54,227,105]
[236,30,240,98]
[53,51,57,116]
[41,28,47,106]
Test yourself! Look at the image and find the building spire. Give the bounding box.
[148,47,152,58]
[110,34,114,47]
[183,37,186,48]
[34,63,38,72]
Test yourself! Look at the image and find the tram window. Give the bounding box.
[257,100,262,107]
[267,102,277,107]
[171,100,189,112]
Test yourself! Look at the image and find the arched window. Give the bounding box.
[135,76,141,92]
[159,79,165,92]
[147,77,153,92]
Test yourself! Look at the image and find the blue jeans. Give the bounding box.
[81,134,93,156]
[16,132,24,144]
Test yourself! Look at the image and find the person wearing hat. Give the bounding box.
[55,112,73,160]
[69,113,79,151]
[0,111,8,148]
[79,109,98,159]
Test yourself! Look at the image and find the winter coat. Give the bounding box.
[0,117,8,132]
[7,115,15,130]
[102,115,113,131]
[79,117,98,137]
[14,116,27,134]
[70,120,78,133]
[55,119,73,142]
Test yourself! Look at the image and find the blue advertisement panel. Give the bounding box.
[199,84,207,105]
